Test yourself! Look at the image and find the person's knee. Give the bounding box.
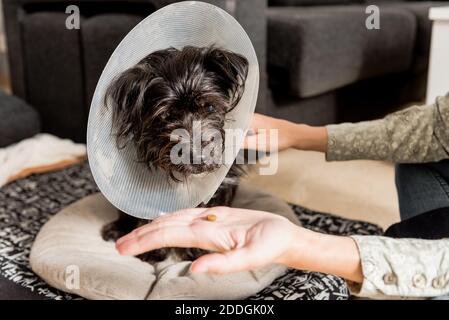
[395,164,420,187]
[395,163,449,221]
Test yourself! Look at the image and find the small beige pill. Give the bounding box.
[206,214,217,222]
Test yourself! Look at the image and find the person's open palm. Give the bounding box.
[116,206,298,274]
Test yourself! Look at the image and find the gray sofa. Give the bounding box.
[266,0,449,124]
[3,0,449,143]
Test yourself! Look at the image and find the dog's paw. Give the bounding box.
[101,221,126,242]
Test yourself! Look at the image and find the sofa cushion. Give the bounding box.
[21,12,85,142]
[81,14,143,106]
[267,6,416,98]
[0,91,40,147]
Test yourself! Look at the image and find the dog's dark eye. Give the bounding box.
[208,105,214,113]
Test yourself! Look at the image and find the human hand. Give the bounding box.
[244,113,300,152]
[115,206,299,274]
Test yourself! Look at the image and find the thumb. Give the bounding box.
[190,248,256,274]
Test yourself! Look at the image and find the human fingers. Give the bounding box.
[116,225,199,256]
[116,207,208,245]
[243,133,268,151]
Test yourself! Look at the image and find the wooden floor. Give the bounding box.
[243,149,400,229]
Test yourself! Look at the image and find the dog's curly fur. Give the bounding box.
[101,46,249,262]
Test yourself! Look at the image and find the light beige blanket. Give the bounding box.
[0,134,86,187]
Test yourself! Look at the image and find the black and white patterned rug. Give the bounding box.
[0,162,383,300]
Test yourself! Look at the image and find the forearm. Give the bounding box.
[288,95,449,163]
[290,124,328,153]
[280,226,449,299]
[278,226,363,283]
[325,96,449,163]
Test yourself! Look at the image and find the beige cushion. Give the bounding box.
[30,184,299,300]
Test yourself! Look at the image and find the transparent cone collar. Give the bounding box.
[86,1,259,219]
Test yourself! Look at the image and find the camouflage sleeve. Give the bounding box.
[325,93,449,163]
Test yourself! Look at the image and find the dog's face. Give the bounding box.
[105,46,248,181]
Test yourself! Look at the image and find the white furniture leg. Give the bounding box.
[426,7,449,104]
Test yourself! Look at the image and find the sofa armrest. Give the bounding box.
[0,90,40,147]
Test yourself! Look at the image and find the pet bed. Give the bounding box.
[0,161,383,300]
[29,186,295,300]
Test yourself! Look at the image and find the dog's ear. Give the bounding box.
[104,49,177,149]
[205,48,249,111]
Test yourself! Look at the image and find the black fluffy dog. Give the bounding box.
[102,46,249,262]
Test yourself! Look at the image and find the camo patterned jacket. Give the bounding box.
[325,93,449,299]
